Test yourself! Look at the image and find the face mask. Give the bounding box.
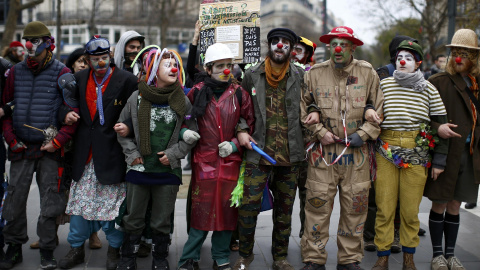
[209,59,234,82]
[269,37,291,64]
[25,38,46,57]
[89,54,110,76]
[330,38,354,67]
[396,50,417,73]
[157,58,178,87]
[293,44,306,63]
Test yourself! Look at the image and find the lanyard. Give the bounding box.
[92,67,112,125]
[306,110,350,166]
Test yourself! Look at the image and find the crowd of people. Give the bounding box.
[0,19,478,270]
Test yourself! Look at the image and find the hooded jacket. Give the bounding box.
[114,30,144,75]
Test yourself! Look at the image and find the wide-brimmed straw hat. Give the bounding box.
[446,29,480,50]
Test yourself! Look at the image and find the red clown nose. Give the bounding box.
[171,67,178,73]
[277,43,283,49]
[25,41,33,50]
[223,69,230,75]
[455,56,462,64]
[335,46,342,53]
[400,60,406,66]
[291,52,297,56]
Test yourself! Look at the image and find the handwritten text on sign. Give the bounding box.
[198,0,261,64]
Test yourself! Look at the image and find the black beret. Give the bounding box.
[66,48,85,73]
[267,28,299,44]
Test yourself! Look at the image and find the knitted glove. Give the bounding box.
[10,139,27,153]
[347,132,364,147]
[218,141,234,158]
[183,129,201,144]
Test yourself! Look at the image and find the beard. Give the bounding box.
[267,47,290,65]
[453,59,474,74]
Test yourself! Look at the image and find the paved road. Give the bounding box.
[10,164,480,269]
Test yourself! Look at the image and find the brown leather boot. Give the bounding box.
[402,253,417,270]
[372,256,389,270]
[89,232,102,249]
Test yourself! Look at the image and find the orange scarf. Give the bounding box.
[265,56,289,89]
[467,74,478,155]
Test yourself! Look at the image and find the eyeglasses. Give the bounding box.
[85,38,110,55]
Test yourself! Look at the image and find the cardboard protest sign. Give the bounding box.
[199,0,261,64]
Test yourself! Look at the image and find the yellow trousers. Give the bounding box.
[374,130,428,254]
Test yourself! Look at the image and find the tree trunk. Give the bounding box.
[1,0,45,49]
[56,0,61,59]
[88,0,98,37]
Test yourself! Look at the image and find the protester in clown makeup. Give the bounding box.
[116,47,198,270]
[300,26,384,270]
[424,29,480,270]
[56,35,138,270]
[177,43,254,270]
[368,40,448,270]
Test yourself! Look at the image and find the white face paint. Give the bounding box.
[270,37,290,63]
[157,58,178,87]
[293,44,306,62]
[208,58,234,82]
[396,50,417,73]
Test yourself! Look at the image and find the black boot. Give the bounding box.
[40,248,57,270]
[0,243,22,269]
[106,245,120,270]
[151,234,170,270]
[58,244,85,269]
[117,234,141,270]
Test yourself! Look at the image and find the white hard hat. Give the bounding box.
[204,43,234,65]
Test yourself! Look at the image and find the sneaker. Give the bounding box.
[301,262,326,270]
[40,249,57,270]
[336,262,364,270]
[364,239,376,252]
[446,256,465,270]
[0,243,23,269]
[418,228,426,236]
[213,261,231,270]
[59,245,85,269]
[178,259,199,270]
[430,255,448,270]
[272,259,294,270]
[391,229,401,253]
[232,254,254,270]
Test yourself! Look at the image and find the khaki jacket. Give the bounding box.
[301,59,384,141]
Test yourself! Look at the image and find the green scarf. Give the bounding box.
[138,80,186,156]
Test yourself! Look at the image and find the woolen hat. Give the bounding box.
[267,28,299,44]
[66,48,85,73]
[9,41,24,48]
[446,29,480,50]
[319,26,363,46]
[22,21,51,39]
[396,40,424,61]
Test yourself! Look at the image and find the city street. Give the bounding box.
[12,162,480,269]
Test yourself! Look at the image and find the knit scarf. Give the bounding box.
[393,69,427,92]
[265,56,289,89]
[26,51,53,75]
[467,74,478,155]
[138,80,185,156]
[191,73,230,119]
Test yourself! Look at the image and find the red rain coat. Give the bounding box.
[188,82,254,231]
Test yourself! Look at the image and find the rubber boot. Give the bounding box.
[117,234,142,270]
[151,234,170,270]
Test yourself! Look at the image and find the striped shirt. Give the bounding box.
[380,77,446,131]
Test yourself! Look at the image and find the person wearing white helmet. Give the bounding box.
[177,43,255,270]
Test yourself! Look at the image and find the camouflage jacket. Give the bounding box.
[240,61,306,164]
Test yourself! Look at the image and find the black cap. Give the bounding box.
[267,28,299,44]
[389,35,418,63]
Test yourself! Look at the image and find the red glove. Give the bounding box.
[10,139,27,153]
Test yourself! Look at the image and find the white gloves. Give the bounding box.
[183,130,200,144]
[218,141,233,157]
